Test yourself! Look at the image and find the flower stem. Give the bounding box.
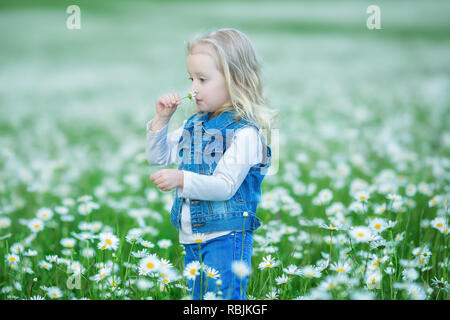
[198,244,203,300]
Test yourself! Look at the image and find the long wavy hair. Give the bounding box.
[186,28,277,136]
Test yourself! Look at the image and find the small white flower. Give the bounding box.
[0,217,11,229]
[258,255,280,269]
[402,268,419,281]
[232,261,251,278]
[157,239,173,249]
[349,226,372,243]
[46,287,63,299]
[365,271,382,289]
[93,267,112,282]
[430,217,446,231]
[28,218,44,233]
[193,233,206,244]
[387,193,402,202]
[183,261,201,280]
[369,218,387,233]
[355,191,370,202]
[139,254,160,275]
[275,274,289,285]
[36,207,53,221]
[60,238,76,248]
[299,265,321,279]
[6,254,20,264]
[98,232,119,251]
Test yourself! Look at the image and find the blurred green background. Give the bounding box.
[0,0,449,203]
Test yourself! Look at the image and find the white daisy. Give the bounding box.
[36,207,53,221]
[183,260,201,281]
[299,265,321,279]
[258,255,280,270]
[365,271,381,289]
[28,218,44,233]
[46,287,63,299]
[93,267,112,282]
[139,254,161,275]
[355,190,370,202]
[430,217,447,231]
[275,274,289,285]
[98,232,119,251]
[157,239,173,249]
[349,226,372,243]
[205,266,220,279]
[60,237,76,248]
[405,184,416,197]
[369,218,387,233]
[232,261,251,278]
[0,217,11,229]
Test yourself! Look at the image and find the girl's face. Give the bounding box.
[186,43,231,116]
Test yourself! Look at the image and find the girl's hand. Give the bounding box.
[150,169,184,192]
[155,93,182,120]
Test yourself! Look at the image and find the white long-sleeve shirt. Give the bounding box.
[145,117,263,244]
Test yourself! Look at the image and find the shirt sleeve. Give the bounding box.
[178,126,263,201]
[145,119,186,167]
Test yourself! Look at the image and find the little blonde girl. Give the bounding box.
[146,28,273,300]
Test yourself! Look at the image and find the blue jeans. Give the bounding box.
[183,231,253,300]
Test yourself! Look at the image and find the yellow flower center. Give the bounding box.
[357,232,365,237]
[105,239,112,245]
[360,196,366,200]
[190,269,197,275]
[34,224,40,229]
[419,259,425,264]
[66,244,72,247]
[436,223,443,228]
[9,256,16,261]
[111,282,117,286]
[208,272,214,278]
[374,224,381,230]
[146,262,154,269]
[163,279,169,284]
[52,293,57,297]
[266,263,273,268]
[195,239,203,243]
[337,268,345,272]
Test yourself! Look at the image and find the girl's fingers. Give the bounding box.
[170,94,177,106]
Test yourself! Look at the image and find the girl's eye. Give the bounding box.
[188,77,206,82]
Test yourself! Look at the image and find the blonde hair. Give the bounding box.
[186,28,277,135]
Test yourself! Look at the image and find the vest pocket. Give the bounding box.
[207,200,227,214]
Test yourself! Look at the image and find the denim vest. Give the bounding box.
[170,110,271,233]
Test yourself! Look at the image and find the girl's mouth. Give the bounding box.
[195,99,202,103]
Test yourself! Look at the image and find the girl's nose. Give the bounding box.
[190,85,198,95]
